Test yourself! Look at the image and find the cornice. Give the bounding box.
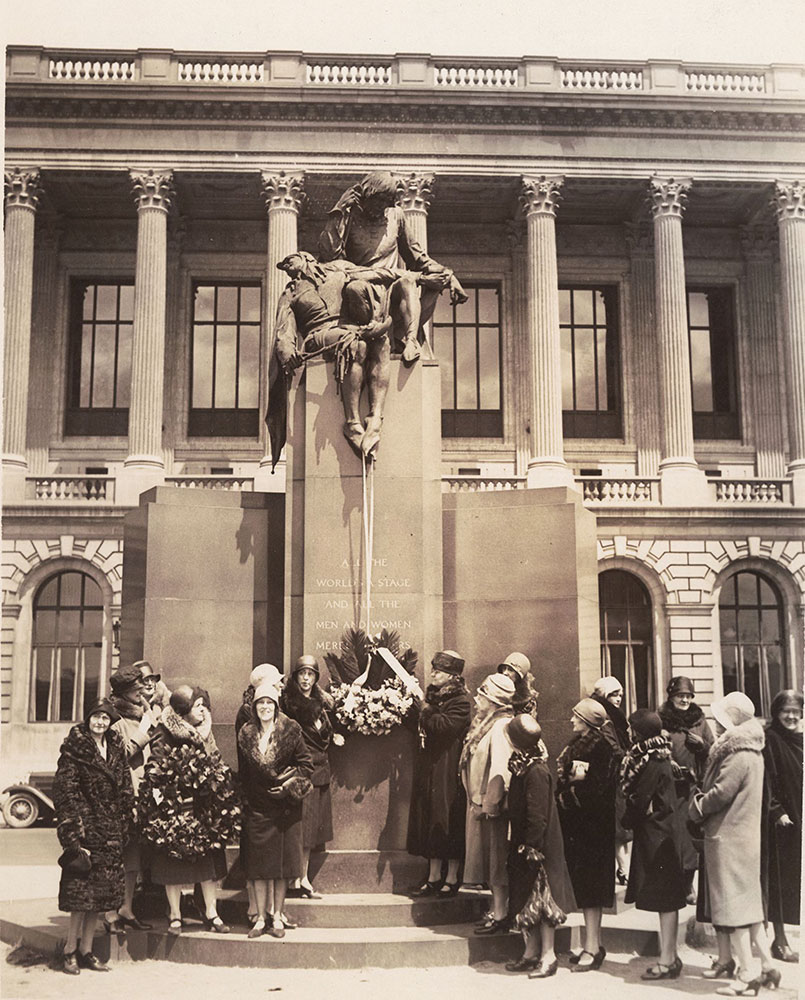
[6,93,805,135]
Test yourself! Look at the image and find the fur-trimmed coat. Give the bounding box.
[280,685,334,786]
[53,724,134,913]
[556,727,617,908]
[237,713,314,818]
[689,717,765,926]
[111,691,155,793]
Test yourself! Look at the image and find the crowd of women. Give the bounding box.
[53,649,801,992]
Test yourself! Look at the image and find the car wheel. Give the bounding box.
[2,792,40,828]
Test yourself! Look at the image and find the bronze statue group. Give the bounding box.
[53,648,801,991]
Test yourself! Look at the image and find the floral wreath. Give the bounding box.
[138,743,241,861]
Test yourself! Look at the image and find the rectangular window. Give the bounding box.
[687,287,740,439]
[189,283,261,437]
[65,281,133,436]
[560,286,621,438]
[432,283,502,437]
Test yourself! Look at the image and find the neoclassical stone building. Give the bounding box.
[3,47,804,774]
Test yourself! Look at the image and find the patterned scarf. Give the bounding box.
[460,703,512,771]
[508,743,548,777]
[619,734,672,796]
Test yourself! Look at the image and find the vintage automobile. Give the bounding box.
[1,772,56,828]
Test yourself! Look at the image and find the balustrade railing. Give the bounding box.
[179,61,264,83]
[442,476,526,493]
[166,476,254,491]
[576,477,659,504]
[711,479,789,504]
[561,67,643,91]
[26,476,115,502]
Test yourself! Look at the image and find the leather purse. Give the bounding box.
[58,847,92,876]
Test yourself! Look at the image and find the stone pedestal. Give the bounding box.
[284,357,443,849]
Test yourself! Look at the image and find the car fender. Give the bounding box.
[0,784,55,813]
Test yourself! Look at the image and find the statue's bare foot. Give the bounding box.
[343,419,364,456]
[402,337,421,365]
[361,415,383,460]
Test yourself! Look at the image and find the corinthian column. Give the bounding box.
[520,175,573,489]
[741,223,786,480]
[397,172,434,251]
[774,181,805,504]
[649,176,708,506]
[257,170,305,480]
[625,222,661,477]
[4,167,42,501]
[119,169,173,505]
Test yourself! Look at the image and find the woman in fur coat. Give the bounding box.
[54,697,134,975]
[762,689,803,963]
[407,650,472,896]
[238,681,313,938]
[658,675,714,901]
[556,698,617,972]
[505,715,576,979]
[689,691,779,995]
[141,685,237,936]
[591,676,631,884]
[620,710,687,981]
[280,655,338,898]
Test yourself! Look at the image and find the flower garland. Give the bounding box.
[139,743,241,861]
[330,676,415,736]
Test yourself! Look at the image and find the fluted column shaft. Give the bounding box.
[4,169,41,479]
[649,177,708,505]
[742,225,786,479]
[626,224,661,477]
[258,171,305,474]
[126,171,173,467]
[29,220,63,475]
[508,225,531,476]
[520,176,573,489]
[775,182,805,503]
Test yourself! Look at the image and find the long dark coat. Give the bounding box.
[406,678,472,860]
[280,685,335,847]
[53,724,134,913]
[762,721,802,925]
[507,756,576,920]
[556,727,617,908]
[620,737,687,912]
[238,713,314,879]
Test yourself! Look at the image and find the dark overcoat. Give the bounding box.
[54,724,134,913]
[621,739,687,912]
[762,722,802,925]
[507,757,576,919]
[406,679,472,860]
[556,727,617,908]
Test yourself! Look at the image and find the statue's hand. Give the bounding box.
[417,272,451,291]
[280,350,305,374]
[449,275,469,305]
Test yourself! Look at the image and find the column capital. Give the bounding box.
[130,169,174,212]
[519,175,564,217]
[740,222,778,260]
[396,172,434,214]
[5,167,42,212]
[261,170,305,213]
[648,176,692,219]
[773,180,805,222]
[624,221,653,258]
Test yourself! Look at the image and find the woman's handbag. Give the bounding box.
[58,847,92,876]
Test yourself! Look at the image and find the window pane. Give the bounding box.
[721,645,738,695]
[194,286,215,321]
[594,290,607,324]
[629,607,652,643]
[238,325,259,409]
[82,610,104,641]
[719,607,738,641]
[193,325,214,408]
[58,648,77,721]
[217,286,238,322]
[432,294,452,323]
[766,647,784,705]
[34,609,56,644]
[690,328,714,411]
[742,648,761,713]
[758,576,777,606]
[83,647,102,714]
[80,325,94,407]
[596,327,608,407]
[116,324,133,408]
[574,328,596,410]
[688,291,710,327]
[59,573,83,606]
[215,325,237,408]
[605,607,628,641]
[92,325,117,407]
[761,610,781,643]
[719,574,738,608]
[240,286,261,322]
[438,330,454,408]
[118,284,134,320]
[455,328,477,409]
[83,575,103,606]
[573,289,594,325]
[37,577,58,606]
[608,646,627,691]
[737,573,758,607]
[477,328,500,409]
[58,610,81,644]
[35,647,53,721]
[560,327,573,409]
[477,287,499,324]
[454,288,476,324]
[558,288,571,324]
[95,285,118,321]
[737,609,760,643]
[82,285,95,321]
[632,645,651,708]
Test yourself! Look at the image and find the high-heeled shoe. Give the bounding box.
[616,867,628,886]
[438,881,460,897]
[715,977,762,997]
[410,880,443,898]
[571,946,606,972]
[203,915,230,934]
[62,951,80,976]
[298,884,322,900]
[247,918,266,939]
[771,942,798,963]
[761,968,782,990]
[266,914,285,939]
[473,917,510,936]
[703,958,737,979]
[118,914,152,931]
[102,916,124,934]
[505,955,540,972]
[642,956,682,980]
[529,958,558,979]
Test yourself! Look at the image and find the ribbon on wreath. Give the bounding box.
[342,645,423,713]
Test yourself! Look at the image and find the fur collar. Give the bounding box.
[60,723,124,774]
[658,699,706,733]
[556,726,608,784]
[707,717,765,773]
[238,714,303,783]
[619,734,672,795]
[160,706,218,754]
[111,691,145,721]
[425,675,467,706]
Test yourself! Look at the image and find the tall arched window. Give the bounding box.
[599,569,654,715]
[719,570,786,716]
[31,571,104,722]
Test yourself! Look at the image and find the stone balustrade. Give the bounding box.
[442,476,526,493]
[26,476,115,502]
[7,48,802,99]
[576,477,659,504]
[166,476,255,491]
[711,478,790,504]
